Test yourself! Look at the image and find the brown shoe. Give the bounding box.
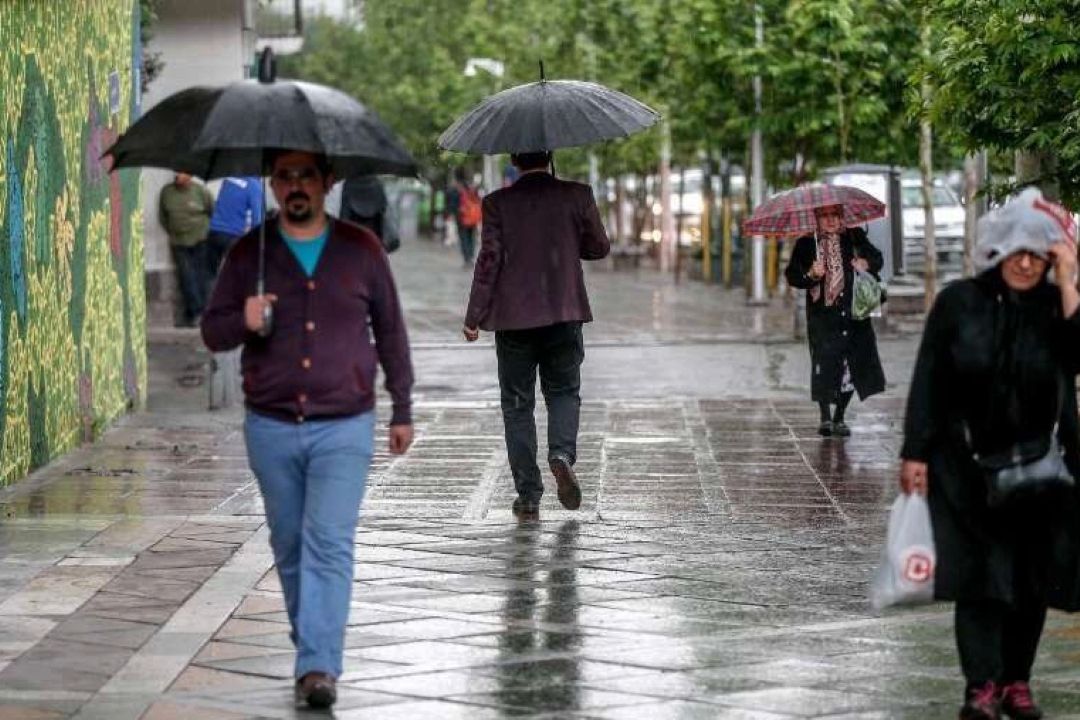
[549,455,582,510]
[296,671,336,709]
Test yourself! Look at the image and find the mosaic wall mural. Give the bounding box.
[0,1,146,485]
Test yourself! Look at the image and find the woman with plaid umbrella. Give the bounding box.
[776,194,887,437]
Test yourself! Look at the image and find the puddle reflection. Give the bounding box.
[496,520,581,715]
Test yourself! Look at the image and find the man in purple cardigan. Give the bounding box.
[463,151,611,519]
[201,151,413,709]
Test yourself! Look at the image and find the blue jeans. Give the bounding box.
[243,411,375,679]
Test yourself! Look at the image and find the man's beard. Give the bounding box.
[285,205,313,222]
[285,194,313,223]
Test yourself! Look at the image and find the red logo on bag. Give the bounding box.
[901,546,934,584]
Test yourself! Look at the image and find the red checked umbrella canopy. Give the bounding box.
[743,183,886,237]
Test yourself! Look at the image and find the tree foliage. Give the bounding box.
[926,0,1080,205]
[278,0,1071,205]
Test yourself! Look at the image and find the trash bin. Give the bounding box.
[396,189,420,245]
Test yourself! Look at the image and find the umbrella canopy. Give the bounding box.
[742,183,886,238]
[438,79,660,155]
[105,77,417,179]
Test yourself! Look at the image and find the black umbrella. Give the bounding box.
[438,65,660,155]
[105,49,417,336]
[105,58,417,178]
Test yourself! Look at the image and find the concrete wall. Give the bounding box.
[142,0,254,324]
[0,0,146,485]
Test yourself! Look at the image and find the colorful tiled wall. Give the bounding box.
[0,0,146,485]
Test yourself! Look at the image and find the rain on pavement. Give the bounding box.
[1,241,1079,719]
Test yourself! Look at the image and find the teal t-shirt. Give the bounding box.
[281,224,330,277]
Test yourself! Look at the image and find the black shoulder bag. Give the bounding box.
[965,375,1075,508]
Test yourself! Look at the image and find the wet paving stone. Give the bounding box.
[1,242,1080,717]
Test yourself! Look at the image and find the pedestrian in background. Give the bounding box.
[339,174,400,253]
[447,168,482,267]
[784,205,885,436]
[463,151,610,519]
[206,175,263,279]
[201,150,414,710]
[900,188,1080,720]
[158,172,213,326]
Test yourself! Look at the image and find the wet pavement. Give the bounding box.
[1,240,1079,718]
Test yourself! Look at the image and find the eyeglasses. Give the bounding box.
[272,167,320,184]
[1011,249,1048,262]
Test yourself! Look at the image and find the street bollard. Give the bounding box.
[208,348,242,410]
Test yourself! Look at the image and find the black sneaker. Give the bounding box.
[296,672,336,709]
[549,456,582,510]
[960,681,1001,720]
[832,421,851,437]
[818,421,834,437]
[512,497,540,519]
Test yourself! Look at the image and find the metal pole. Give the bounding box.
[750,4,767,304]
[660,118,675,273]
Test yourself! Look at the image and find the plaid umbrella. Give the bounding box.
[743,183,886,238]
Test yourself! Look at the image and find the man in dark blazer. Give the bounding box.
[463,151,611,518]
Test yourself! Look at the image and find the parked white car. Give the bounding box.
[901,178,965,274]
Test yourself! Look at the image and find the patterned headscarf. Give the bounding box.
[811,231,845,306]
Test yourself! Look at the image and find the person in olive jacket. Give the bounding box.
[784,205,886,437]
[900,188,1080,720]
[159,173,213,326]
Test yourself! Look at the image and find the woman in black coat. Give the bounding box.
[784,205,886,437]
[899,188,1080,720]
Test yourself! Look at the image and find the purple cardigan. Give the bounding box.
[201,218,413,426]
[465,173,610,331]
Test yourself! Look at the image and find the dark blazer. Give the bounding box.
[465,172,610,331]
[784,228,886,401]
[901,271,1080,609]
[201,218,413,426]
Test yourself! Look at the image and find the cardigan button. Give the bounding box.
[305,321,315,332]
[298,393,308,403]
[307,280,316,291]
[301,358,312,369]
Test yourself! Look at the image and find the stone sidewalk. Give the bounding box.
[0,240,1078,719]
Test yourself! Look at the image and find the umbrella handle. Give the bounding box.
[256,174,274,337]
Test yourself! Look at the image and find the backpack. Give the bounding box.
[457,187,482,228]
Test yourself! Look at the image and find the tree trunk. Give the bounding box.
[614,176,625,245]
[962,154,979,277]
[919,21,937,311]
[1015,150,1061,201]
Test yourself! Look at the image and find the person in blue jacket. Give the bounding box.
[206,176,264,285]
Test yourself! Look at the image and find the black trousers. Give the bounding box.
[205,230,239,284]
[458,222,477,264]
[495,322,584,501]
[955,598,1048,686]
[171,242,209,324]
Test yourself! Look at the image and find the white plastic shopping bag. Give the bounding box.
[870,493,936,609]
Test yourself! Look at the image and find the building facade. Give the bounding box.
[141,0,257,323]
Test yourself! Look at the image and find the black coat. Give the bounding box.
[901,270,1080,609]
[784,228,886,402]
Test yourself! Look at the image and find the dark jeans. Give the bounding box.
[955,598,1048,686]
[495,322,584,502]
[458,223,477,264]
[206,230,239,289]
[172,242,208,324]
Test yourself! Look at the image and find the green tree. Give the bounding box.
[926,0,1080,205]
